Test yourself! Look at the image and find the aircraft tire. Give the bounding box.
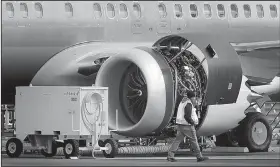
[6,138,23,158]
[215,131,239,147]
[237,112,272,152]
[102,139,118,158]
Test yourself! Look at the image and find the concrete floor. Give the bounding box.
[2,152,280,166]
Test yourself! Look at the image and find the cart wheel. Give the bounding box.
[98,140,105,147]
[63,139,80,159]
[6,138,23,158]
[41,140,58,157]
[102,139,118,158]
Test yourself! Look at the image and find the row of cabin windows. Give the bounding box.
[230,4,278,19]
[6,2,279,19]
[6,2,43,18]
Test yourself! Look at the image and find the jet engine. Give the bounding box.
[94,43,208,136]
[94,34,244,137]
[32,34,244,137]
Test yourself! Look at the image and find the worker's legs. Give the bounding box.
[179,125,203,159]
[167,125,185,159]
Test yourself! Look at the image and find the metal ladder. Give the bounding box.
[263,102,280,144]
[1,104,15,137]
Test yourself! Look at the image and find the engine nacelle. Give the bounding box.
[95,48,175,136]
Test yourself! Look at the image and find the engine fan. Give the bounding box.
[120,64,147,124]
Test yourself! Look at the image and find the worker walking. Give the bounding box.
[167,91,209,162]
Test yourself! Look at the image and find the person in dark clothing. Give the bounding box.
[167,91,209,162]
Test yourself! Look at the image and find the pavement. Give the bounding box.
[2,152,280,166]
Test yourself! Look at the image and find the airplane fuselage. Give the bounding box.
[1,1,280,104]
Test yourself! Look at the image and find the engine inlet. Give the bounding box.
[95,48,175,137]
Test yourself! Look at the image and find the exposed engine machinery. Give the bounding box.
[94,34,242,137]
[153,37,208,125]
[31,34,272,152]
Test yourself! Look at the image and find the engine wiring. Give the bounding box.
[154,38,208,129]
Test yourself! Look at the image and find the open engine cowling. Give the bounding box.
[95,34,244,136]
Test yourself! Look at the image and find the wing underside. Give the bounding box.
[232,41,280,101]
[232,41,280,83]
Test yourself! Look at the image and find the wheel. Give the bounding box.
[98,140,105,147]
[41,140,58,157]
[6,138,23,158]
[237,112,272,152]
[63,140,80,159]
[102,139,118,158]
[216,131,239,147]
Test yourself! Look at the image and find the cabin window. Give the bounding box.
[217,4,225,18]
[270,4,278,18]
[203,4,212,18]
[174,4,183,18]
[65,3,73,18]
[133,3,141,19]
[190,4,198,18]
[158,3,167,18]
[106,3,115,19]
[243,4,251,18]
[20,3,28,18]
[93,3,102,19]
[6,2,14,18]
[34,3,43,18]
[256,4,264,18]
[119,3,128,19]
[231,4,238,18]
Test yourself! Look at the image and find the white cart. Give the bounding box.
[5,86,116,159]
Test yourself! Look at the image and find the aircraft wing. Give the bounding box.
[231,41,280,101]
[232,40,280,54]
[232,40,280,83]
